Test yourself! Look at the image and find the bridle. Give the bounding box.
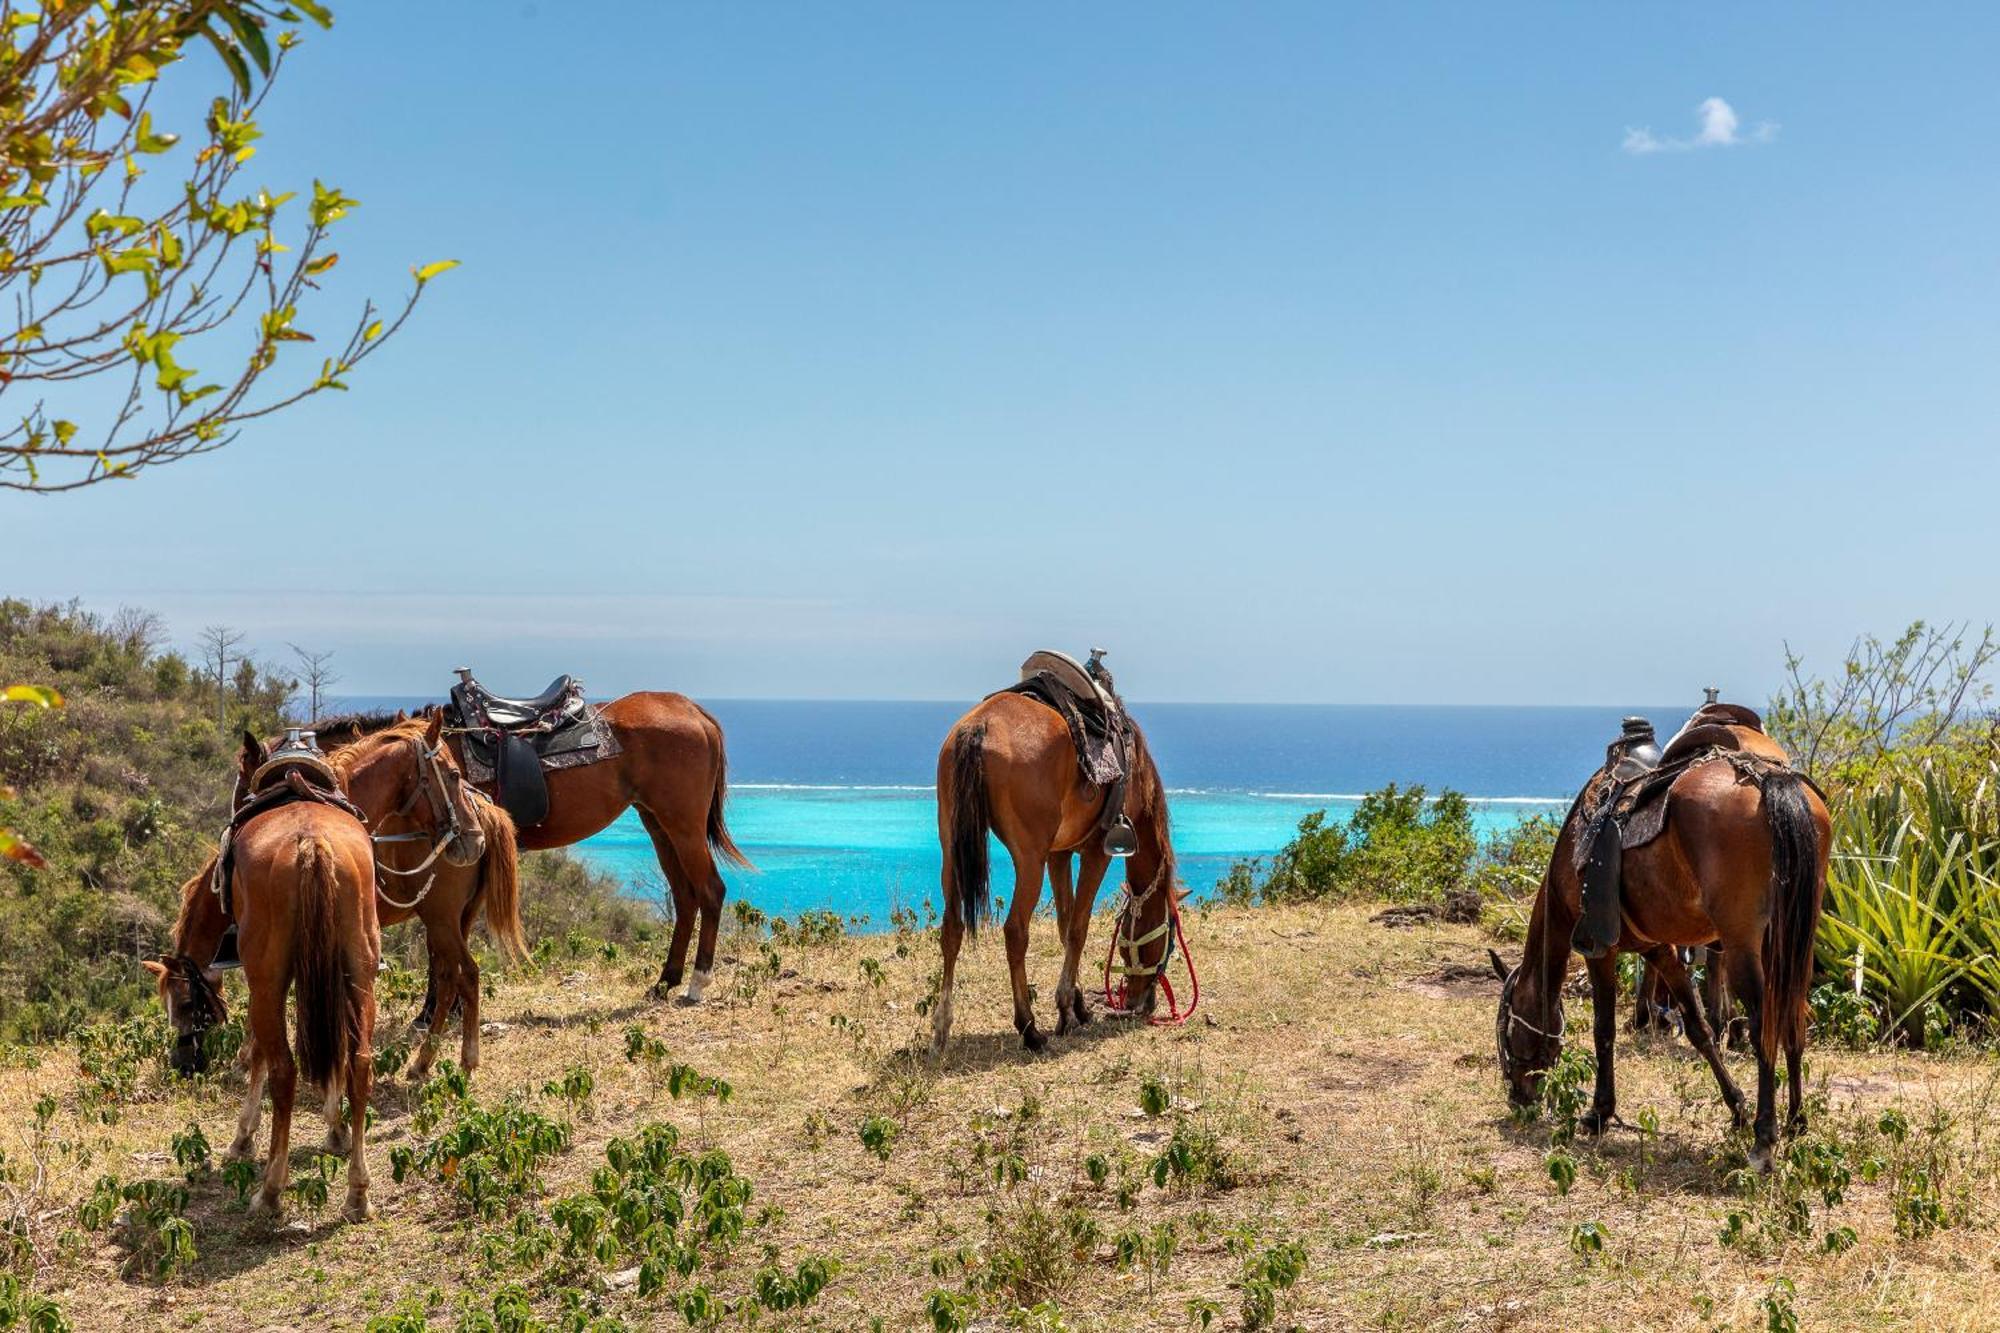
[1101,860,1199,1026]
[369,734,470,910]
[1495,965,1565,1084]
[167,953,224,1050]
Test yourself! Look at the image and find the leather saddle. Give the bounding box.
[212,731,367,971]
[993,649,1139,857]
[452,671,586,731]
[445,668,620,831]
[1569,699,1779,958]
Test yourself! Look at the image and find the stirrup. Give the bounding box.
[210,925,242,972]
[1104,815,1138,859]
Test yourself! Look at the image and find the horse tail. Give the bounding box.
[476,798,528,964]
[1759,769,1824,1055]
[695,703,752,870]
[944,723,992,937]
[293,832,357,1090]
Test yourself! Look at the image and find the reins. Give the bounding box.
[367,735,464,910]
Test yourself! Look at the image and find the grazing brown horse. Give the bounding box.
[1492,715,1829,1170]
[932,691,1177,1053]
[149,736,380,1221]
[317,694,748,1003]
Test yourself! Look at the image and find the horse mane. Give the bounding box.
[170,861,213,954]
[308,710,409,750]
[1125,716,1178,893]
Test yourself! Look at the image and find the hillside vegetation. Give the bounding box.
[0,600,646,1040]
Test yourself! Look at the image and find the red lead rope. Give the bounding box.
[1100,893,1200,1027]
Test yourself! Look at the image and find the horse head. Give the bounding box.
[1491,948,1563,1108]
[340,709,487,868]
[144,953,227,1076]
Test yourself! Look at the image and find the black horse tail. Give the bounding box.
[696,703,752,870]
[1760,769,1824,1056]
[944,724,992,937]
[293,833,358,1090]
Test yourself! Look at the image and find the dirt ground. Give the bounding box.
[6,899,2000,1331]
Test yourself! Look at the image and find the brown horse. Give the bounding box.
[932,691,1177,1053]
[331,712,518,1077]
[199,712,514,1078]
[1492,716,1829,1170]
[317,693,747,1003]
[149,736,380,1220]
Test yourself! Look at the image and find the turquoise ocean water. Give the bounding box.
[342,698,1684,927]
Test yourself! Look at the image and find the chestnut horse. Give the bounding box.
[198,712,515,1078]
[1492,720,1829,1170]
[932,692,1177,1053]
[317,694,748,1003]
[327,712,522,1077]
[149,736,380,1221]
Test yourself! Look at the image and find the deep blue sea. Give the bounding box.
[337,697,1675,926]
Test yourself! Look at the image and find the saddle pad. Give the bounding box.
[993,671,1127,787]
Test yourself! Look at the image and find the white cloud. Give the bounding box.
[1622,97,1777,155]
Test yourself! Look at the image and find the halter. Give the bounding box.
[369,735,467,910]
[1495,965,1566,1082]
[169,953,224,1033]
[1099,867,1200,1026]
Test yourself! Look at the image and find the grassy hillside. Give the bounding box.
[4,902,1998,1331]
[0,600,647,1040]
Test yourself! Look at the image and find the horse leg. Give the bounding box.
[1631,958,1662,1033]
[1047,854,1075,955]
[456,945,482,1073]
[321,1080,347,1153]
[342,989,376,1222]
[1725,947,1779,1171]
[1003,851,1047,1051]
[640,810,699,999]
[678,829,727,1007]
[406,938,450,1081]
[1578,952,1621,1135]
[1650,947,1748,1128]
[253,1016,297,1216]
[1056,849,1112,1035]
[1705,948,1747,1051]
[932,905,964,1056]
[229,1035,267,1161]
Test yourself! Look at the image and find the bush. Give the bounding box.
[1240,784,1477,905]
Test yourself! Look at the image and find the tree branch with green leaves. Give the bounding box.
[0,0,453,492]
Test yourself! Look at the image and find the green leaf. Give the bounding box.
[1,685,64,708]
[413,259,460,283]
[202,24,255,98]
[220,7,275,77]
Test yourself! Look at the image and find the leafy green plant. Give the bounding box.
[859,1114,899,1162]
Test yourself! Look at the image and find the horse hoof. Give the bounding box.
[341,1194,374,1224]
[226,1140,255,1163]
[1578,1109,1613,1137]
[1021,1025,1047,1053]
[1749,1141,1776,1174]
[249,1193,281,1219]
[325,1131,350,1154]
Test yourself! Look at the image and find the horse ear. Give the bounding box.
[238,731,266,776]
[1488,948,1510,982]
[142,958,169,981]
[395,708,409,723]
[423,710,444,744]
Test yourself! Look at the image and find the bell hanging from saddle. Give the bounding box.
[210,924,242,972]
[1104,813,1138,858]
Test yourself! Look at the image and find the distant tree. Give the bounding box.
[289,642,338,720]
[0,1,455,493]
[196,623,242,729]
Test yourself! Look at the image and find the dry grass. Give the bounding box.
[7,901,2000,1330]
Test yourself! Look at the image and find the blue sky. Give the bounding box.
[4,3,1996,703]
